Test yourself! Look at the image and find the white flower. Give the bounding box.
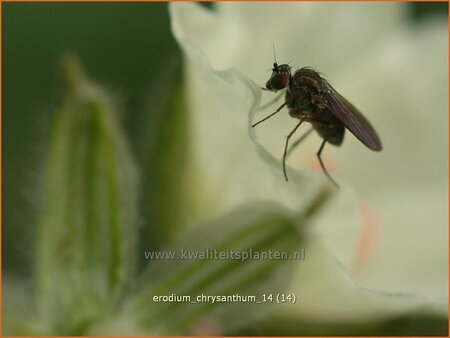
[170,2,447,331]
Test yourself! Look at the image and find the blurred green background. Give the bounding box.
[2,1,447,279]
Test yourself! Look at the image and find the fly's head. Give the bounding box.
[265,63,291,91]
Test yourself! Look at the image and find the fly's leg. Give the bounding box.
[252,102,287,128]
[286,126,314,158]
[285,115,340,188]
[317,138,340,188]
[283,116,307,181]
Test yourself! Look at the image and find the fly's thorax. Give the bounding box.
[285,83,315,112]
[291,67,326,92]
[286,67,328,112]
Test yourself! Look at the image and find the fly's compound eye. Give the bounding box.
[266,72,289,91]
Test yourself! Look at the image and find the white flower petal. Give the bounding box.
[171,1,369,308]
[281,230,446,321]
[169,1,447,324]
[171,4,335,226]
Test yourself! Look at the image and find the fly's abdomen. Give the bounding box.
[313,108,345,145]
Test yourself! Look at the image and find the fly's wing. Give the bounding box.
[324,83,382,151]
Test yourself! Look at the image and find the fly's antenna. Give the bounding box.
[272,42,278,64]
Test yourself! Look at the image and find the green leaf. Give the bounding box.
[35,56,139,334]
[135,54,191,250]
[90,188,332,335]
[3,277,48,336]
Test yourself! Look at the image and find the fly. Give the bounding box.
[252,61,382,188]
